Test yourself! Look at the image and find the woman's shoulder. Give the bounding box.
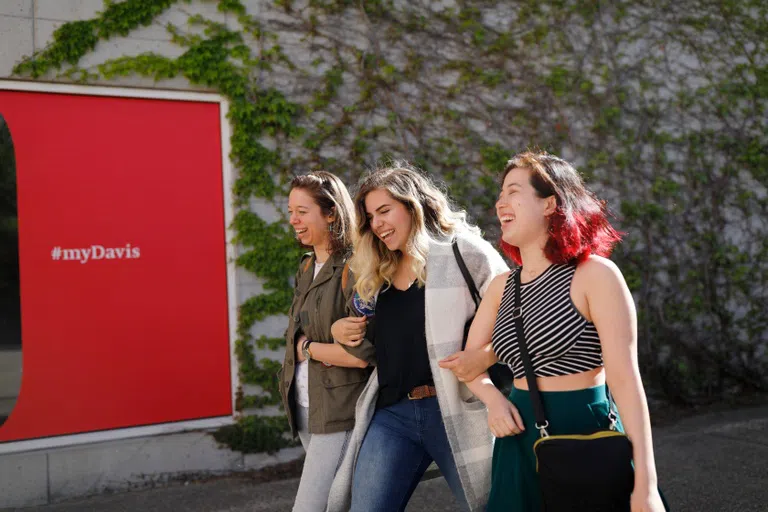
[576,254,621,275]
[574,255,625,288]
[489,270,513,289]
[477,270,513,304]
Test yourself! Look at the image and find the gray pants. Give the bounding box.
[293,405,351,512]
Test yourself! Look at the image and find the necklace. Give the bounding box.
[523,263,550,281]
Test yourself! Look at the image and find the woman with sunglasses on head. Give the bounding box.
[279,171,372,512]
[326,163,508,512]
[442,151,667,511]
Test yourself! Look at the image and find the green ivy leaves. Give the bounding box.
[13,0,768,437]
[12,0,302,453]
[13,1,179,78]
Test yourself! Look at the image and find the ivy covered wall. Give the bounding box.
[11,0,767,453]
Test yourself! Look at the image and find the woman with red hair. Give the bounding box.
[441,151,667,511]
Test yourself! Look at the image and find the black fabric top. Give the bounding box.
[373,282,433,409]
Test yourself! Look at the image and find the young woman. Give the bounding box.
[443,151,667,511]
[325,164,508,512]
[279,171,371,512]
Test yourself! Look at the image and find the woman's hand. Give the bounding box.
[439,346,494,382]
[486,394,525,438]
[631,485,665,512]
[331,316,367,347]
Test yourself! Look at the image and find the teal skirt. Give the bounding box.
[487,385,625,511]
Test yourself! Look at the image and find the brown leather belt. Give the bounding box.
[407,384,437,400]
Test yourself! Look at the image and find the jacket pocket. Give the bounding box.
[462,395,487,412]
[320,366,370,425]
[459,382,487,411]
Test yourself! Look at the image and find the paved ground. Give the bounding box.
[8,405,768,512]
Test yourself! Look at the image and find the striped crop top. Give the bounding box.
[491,264,603,379]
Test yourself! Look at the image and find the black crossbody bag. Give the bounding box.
[451,240,514,392]
[510,270,635,511]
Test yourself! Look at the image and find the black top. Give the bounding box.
[374,283,433,409]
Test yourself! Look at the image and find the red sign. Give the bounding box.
[0,88,233,442]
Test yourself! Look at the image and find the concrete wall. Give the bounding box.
[1,0,764,507]
[0,1,293,508]
[0,0,224,91]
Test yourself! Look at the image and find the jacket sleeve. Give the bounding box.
[285,254,312,344]
[337,267,377,365]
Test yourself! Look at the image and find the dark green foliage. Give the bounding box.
[12,0,767,451]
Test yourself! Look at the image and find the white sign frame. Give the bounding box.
[0,79,240,455]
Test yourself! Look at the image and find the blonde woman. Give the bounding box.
[326,164,508,512]
[279,172,371,512]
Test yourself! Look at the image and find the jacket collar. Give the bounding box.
[304,250,346,294]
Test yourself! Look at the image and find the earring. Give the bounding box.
[328,223,334,233]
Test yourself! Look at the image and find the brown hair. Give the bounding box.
[500,150,622,265]
[289,171,355,256]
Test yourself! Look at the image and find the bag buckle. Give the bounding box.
[608,410,619,431]
[535,420,550,438]
[511,306,523,320]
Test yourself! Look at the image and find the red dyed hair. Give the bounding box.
[499,151,623,266]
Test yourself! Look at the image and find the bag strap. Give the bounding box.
[513,269,619,436]
[452,239,481,309]
[452,239,481,351]
[511,270,551,437]
[341,261,351,290]
[301,254,313,273]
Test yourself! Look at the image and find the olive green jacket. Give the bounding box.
[279,251,372,437]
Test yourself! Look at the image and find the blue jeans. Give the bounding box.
[350,396,467,512]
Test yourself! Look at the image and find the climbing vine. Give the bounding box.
[14,0,305,453]
[13,0,768,452]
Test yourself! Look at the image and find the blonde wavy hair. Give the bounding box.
[351,162,480,302]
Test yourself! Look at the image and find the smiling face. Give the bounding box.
[364,188,413,253]
[496,167,556,249]
[288,187,333,252]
